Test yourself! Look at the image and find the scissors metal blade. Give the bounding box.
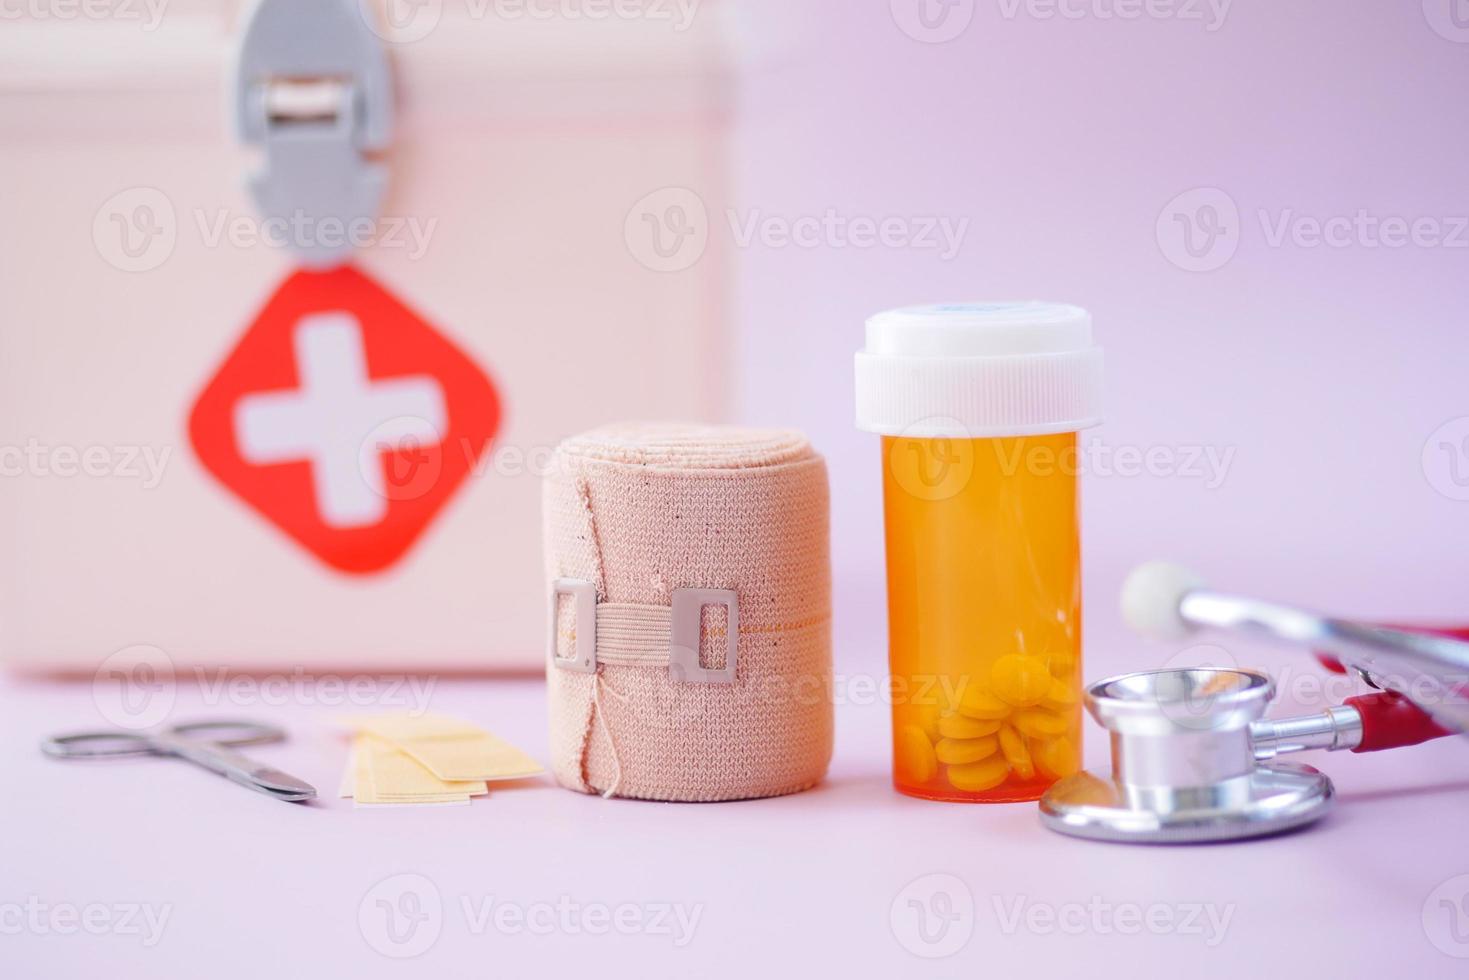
[247,766,318,802]
[154,734,317,803]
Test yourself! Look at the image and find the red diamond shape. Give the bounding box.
[189,266,501,574]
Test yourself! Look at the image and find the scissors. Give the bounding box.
[41,720,317,803]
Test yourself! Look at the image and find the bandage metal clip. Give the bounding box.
[550,579,599,675]
[669,588,739,685]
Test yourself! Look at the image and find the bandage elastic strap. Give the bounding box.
[550,579,739,685]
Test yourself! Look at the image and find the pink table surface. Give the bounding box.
[5,564,1468,978]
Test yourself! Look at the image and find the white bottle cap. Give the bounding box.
[854,302,1104,438]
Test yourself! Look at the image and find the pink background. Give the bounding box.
[737,0,1469,622]
[6,2,1469,977]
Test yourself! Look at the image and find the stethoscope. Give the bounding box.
[1039,562,1469,844]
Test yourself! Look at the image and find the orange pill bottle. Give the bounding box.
[855,303,1104,802]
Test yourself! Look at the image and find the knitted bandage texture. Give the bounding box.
[544,423,833,801]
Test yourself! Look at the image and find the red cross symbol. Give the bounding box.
[189,267,501,574]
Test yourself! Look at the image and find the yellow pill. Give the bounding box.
[955,685,1011,720]
[1032,736,1079,780]
[896,724,937,783]
[1041,679,1079,711]
[935,735,999,765]
[990,655,1052,707]
[997,724,1035,781]
[947,756,1011,793]
[1012,708,1068,739]
[913,701,942,742]
[938,713,1001,740]
[1046,650,1076,675]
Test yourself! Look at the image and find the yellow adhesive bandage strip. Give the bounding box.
[360,735,489,798]
[339,747,358,799]
[340,736,483,806]
[342,714,544,783]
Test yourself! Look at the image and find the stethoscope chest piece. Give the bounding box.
[1040,761,1333,844]
[1039,668,1335,844]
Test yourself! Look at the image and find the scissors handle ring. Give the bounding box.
[40,731,156,759]
[165,720,286,748]
[40,720,287,759]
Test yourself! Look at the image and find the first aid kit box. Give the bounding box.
[0,0,735,672]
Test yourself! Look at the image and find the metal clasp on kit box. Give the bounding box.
[233,0,393,269]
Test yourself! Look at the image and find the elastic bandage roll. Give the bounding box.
[544,423,833,802]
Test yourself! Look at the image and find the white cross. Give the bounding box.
[234,312,447,529]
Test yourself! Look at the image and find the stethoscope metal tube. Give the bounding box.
[1125,562,1469,735]
[1177,589,1469,734]
[1250,705,1363,758]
